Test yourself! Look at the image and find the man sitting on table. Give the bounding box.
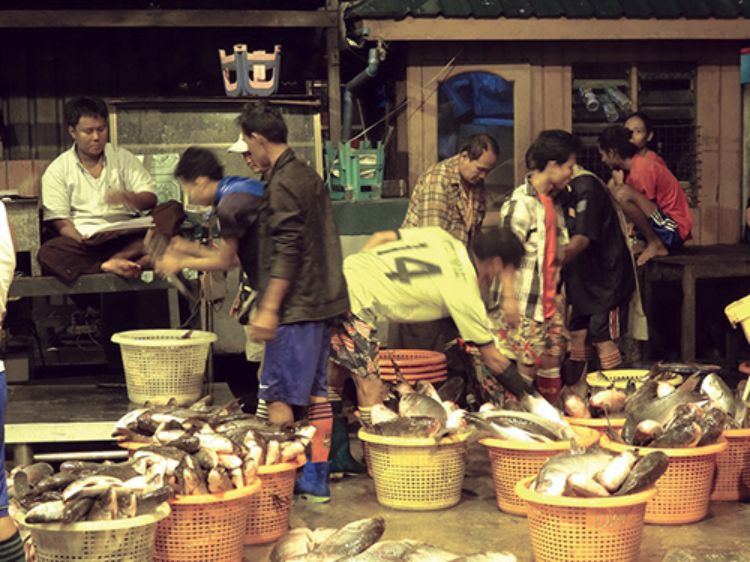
[38,96,160,282]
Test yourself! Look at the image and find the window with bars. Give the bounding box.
[571,63,699,207]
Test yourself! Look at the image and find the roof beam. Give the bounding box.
[0,9,338,28]
[358,16,750,41]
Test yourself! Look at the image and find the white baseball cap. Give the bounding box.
[227,133,248,153]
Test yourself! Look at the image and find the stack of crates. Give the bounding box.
[325,140,384,201]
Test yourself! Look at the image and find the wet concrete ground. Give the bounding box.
[245,441,750,561]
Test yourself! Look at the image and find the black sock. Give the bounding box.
[0,532,26,562]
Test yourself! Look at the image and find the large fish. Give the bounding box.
[622,374,703,443]
[347,540,459,562]
[614,451,668,496]
[534,448,615,496]
[315,517,386,558]
[370,417,445,438]
[484,410,571,441]
[271,528,315,562]
[464,412,552,443]
[398,393,448,425]
[25,500,65,524]
[700,373,736,416]
[520,394,576,441]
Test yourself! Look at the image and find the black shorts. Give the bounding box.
[569,305,627,344]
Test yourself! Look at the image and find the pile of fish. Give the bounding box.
[464,394,577,444]
[270,517,517,561]
[365,376,467,439]
[619,370,747,447]
[112,396,315,494]
[11,460,173,524]
[561,386,628,419]
[532,446,669,498]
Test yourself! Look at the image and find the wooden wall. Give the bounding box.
[403,41,744,245]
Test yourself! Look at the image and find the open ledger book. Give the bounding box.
[81,216,155,238]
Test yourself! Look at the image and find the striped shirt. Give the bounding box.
[499,178,569,323]
[402,155,486,246]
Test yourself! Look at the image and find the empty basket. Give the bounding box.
[112,329,217,406]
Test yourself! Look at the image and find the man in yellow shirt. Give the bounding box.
[329,226,530,427]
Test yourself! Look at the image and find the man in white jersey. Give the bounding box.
[329,225,531,427]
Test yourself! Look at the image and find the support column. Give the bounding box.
[326,0,341,144]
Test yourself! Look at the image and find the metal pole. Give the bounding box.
[33,450,129,462]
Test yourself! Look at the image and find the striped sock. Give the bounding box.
[308,402,333,463]
[598,348,622,370]
[327,386,344,417]
[256,399,269,421]
[358,406,373,426]
[570,345,587,362]
[0,531,25,562]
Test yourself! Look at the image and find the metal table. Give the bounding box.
[5,382,234,465]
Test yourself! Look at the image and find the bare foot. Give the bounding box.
[631,239,647,255]
[636,241,668,266]
[101,258,142,278]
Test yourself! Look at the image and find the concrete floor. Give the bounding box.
[246,442,750,562]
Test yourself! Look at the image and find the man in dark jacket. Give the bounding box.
[239,102,349,502]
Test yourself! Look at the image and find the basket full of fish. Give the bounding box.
[10,461,173,562]
[470,396,600,516]
[111,329,218,406]
[515,446,667,562]
[599,369,741,524]
[269,516,518,561]
[111,396,312,559]
[358,375,472,511]
[711,374,750,501]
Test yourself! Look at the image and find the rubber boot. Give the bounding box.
[294,461,331,503]
[329,416,366,477]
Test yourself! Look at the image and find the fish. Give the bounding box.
[14,463,54,494]
[315,517,386,558]
[589,388,627,416]
[595,451,637,492]
[32,471,79,495]
[621,374,702,444]
[207,467,234,493]
[62,476,124,502]
[136,486,174,515]
[484,410,571,441]
[116,490,138,518]
[87,488,118,521]
[464,412,551,443]
[697,407,726,446]
[656,382,676,398]
[196,433,238,455]
[566,473,611,497]
[281,441,306,463]
[649,420,702,448]
[59,461,103,475]
[63,496,95,523]
[270,528,315,562]
[632,420,663,447]
[700,373,736,416]
[561,388,590,419]
[25,500,65,524]
[370,405,400,425]
[614,451,669,496]
[370,416,445,438]
[520,394,576,441]
[534,448,615,496]
[398,393,448,425]
[624,380,658,414]
[93,460,140,481]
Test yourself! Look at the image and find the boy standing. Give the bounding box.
[498,130,578,403]
[239,102,349,502]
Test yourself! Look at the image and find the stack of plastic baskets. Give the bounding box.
[515,476,656,562]
[601,435,727,524]
[245,456,304,545]
[111,329,217,406]
[481,427,600,515]
[19,504,170,562]
[155,481,261,561]
[358,430,469,510]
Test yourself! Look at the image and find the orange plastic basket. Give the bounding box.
[480,427,600,516]
[378,349,447,368]
[711,428,750,501]
[515,476,656,562]
[601,435,727,525]
[565,416,625,437]
[358,430,469,511]
[244,456,304,545]
[154,480,261,562]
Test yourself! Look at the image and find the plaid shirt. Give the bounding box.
[401,155,486,246]
[499,178,568,323]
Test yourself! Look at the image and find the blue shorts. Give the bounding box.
[648,208,684,251]
[259,322,330,407]
[0,371,7,517]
